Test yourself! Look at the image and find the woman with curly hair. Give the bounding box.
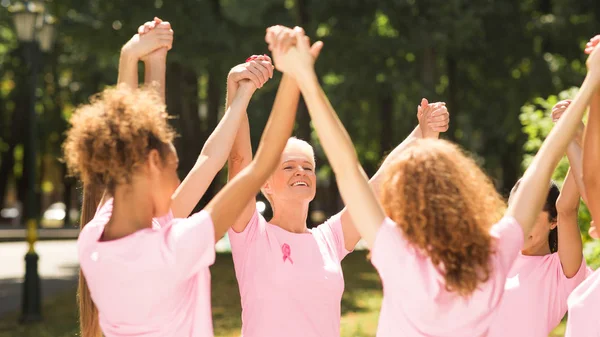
[488,99,590,337]
[66,20,286,337]
[267,26,600,336]
[76,17,175,337]
[226,27,448,337]
[565,34,600,336]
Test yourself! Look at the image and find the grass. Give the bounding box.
[0,251,383,337]
[0,250,569,337]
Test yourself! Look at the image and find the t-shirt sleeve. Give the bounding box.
[547,256,589,329]
[161,210,216,280]
[370,217,412,284]
[490,216,524,274]
[317,213,352,262]
[227,209,265,281]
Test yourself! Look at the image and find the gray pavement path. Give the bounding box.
[0,240,79,317]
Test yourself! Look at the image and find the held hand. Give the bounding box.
[265,26,320,76]
[417,98,450,137]
[590,221,599,239]
[266,25,323,61]
[585,35,600,72]
[228,55,274,89]
[123,18,173,61]
[140,18,173,62]
[551,99,585,137]
[551,99,572,122]
[585,35,600,55]
[237,79,257,94]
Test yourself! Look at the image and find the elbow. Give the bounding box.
[583,174,600,200]
[228,151,248,165]
[556,197,577,215]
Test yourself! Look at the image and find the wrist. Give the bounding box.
[294,66,318,92]
[120,46,139,64]
[144,54,167,67]
[237,83,256,97]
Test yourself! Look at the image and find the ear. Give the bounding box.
[549,221,558,231]
[263,180,273,195]
[147,149,163,174]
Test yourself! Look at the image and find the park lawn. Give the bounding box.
[0,251,383,337]
[0,250,568,337]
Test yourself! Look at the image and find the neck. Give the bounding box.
[102,183,154,241]
[521,242,551,256]
[269,198,310,234]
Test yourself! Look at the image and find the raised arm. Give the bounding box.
[338,100,449,250]
[552,100,588,203]
[556,169,583,277]
[583,88,600,222]
[226,56,282,233]
[265,27,385,247]
[507,43,600,239]
[583,35,600,222]
[118,19,172,89]
[140,18,171,100]
[170,59,272,218]
[550,100,585,277]
[205,74,299,241]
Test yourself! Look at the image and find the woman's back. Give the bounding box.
[372,216,523,337]
[79,199,216,337]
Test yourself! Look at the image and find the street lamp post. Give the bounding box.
[10,0,56,323]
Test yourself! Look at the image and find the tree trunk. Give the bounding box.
[379,88,394,164]
[198,66,223,209]
[294,0,312,143]
[446,55,458,142]
[421,46,436,99]
[166,62,203,209]
[0,142,15,209]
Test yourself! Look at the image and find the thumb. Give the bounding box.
[294,27,309,53]
[310,41,324,59]
[420,98,429,108]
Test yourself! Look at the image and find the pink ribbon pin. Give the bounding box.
[282,243,293,264]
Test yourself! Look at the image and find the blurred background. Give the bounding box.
[0,0,599,336]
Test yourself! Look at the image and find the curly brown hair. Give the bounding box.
[380,138,507,297]
[63,86,176,190]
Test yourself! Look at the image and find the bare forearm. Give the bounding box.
[565,140,587,204]
[117,50,138,89]
[370,126,421,195]
[227,114,253,180]
[296,69,359,176]
[557,168,581,214]
[200,87,255,171]
[206,75,300,240]
[170,87,254,218]
[557,170,583,278]
[253,74,300,170]
[508,73,598,238]
[583,90,600,220]
[144,56,167,101]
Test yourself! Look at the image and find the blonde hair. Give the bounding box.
[77,184,104,337]
[380,139,506,297]
[261,137,315,209]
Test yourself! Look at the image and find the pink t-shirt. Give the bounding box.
[78,198,216,337]
[488,252,588,337]
[228,210,350,337]
[565,268,600,336]
[371,216,524,337]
